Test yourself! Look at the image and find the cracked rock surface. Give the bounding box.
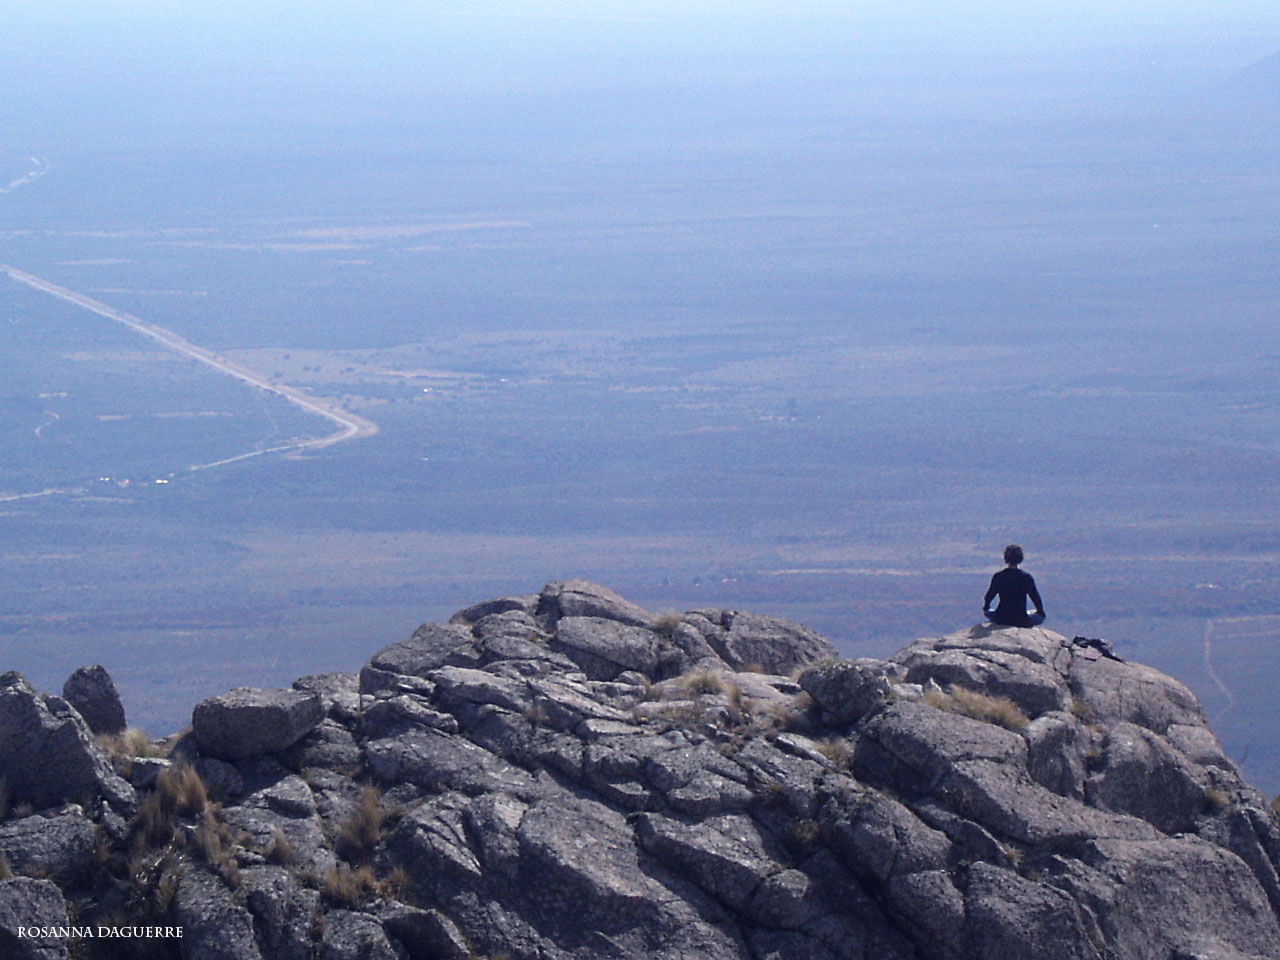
[1,581,1278,960]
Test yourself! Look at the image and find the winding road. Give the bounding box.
[2,264,377,472]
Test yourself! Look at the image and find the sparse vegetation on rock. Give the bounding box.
[0,579,1277,959]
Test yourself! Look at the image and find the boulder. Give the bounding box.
[450,595,538,625]
[292,673,362,725]
[537,579,657,629]
[193,757,246,801]
[704,610,836,675]
[172,864,263,960]
[798,659,892,725]
[366,726,537,796]
[0,672,135,812]
[320,910,401,960]
[634,812,779,910]
[1068,652,1205,735]
[891,625,1073,718]
[129,756,171,790]
[824,790,952,883]
[964,862,1100,960]
[362,623,478,695]
[550,617,662,680]
[192,687,324,761]
[240,866,317,960]
[1024,711,1088,799]
[60,665,126,735]
[1083,837,1280,958]
[854,700,1028,794]
[281,720,362,773]
[374,901,470,959]
[0,878,69,960]
[0,812,96,883]
[1086,722,1211,835]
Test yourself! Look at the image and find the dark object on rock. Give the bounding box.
[61,665,126,736]
[192,687,324,761]
[0,672,136,813]
[1072,635,1125,662]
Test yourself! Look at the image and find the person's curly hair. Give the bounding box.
[1003,544,1024,565]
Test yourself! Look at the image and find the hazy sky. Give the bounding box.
[3,0,1276,163]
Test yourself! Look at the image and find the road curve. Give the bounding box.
[2,264,377,469]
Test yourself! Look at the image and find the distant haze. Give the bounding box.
[4,1,1280,793]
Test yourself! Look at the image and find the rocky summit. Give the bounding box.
[1,578,1278,960]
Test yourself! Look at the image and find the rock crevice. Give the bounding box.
[0,581,1277,960]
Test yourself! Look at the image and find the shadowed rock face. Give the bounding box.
[2,582,1279,960]
[62,665,126,737]
[0,672,135,815]
[192,687,325,761]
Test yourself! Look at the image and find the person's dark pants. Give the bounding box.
[986,611,1045,628]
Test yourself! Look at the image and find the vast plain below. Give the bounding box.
[3,1,1280,790]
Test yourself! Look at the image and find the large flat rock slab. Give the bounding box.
[192,687,324,760]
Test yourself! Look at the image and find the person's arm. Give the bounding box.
[983,575,998,613]
[1027,575,1045,616]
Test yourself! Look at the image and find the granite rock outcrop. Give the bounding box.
[0,581,1277,960]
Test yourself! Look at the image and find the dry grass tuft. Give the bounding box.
[266,828,295,866]
[336,786,388,865]
[686,671,726,696]
[152,857,182,916]
[321,864,382,909]
[382,866,410,899]
[815,738,851,769]
[923,684,1029,731]
[190,807,239,883]
[155,763,209,818]
[131,763,210,855]
[785,818,822,856]
[134,792,176,850]
[522,703,550,726]
[652,611,682,641]
[99,726,162,760]
[1204,788,1231,813]
[724,682,745,722]
[753,777,787,807]
[115,850,184,952]
[759,692,815,733]
[0,852,11,880]
[1068,696,1093,722]
[98,727,161,778]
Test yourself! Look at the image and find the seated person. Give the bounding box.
[983,544,1046,627]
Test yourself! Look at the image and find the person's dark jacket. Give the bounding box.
[983,567,1045,628]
